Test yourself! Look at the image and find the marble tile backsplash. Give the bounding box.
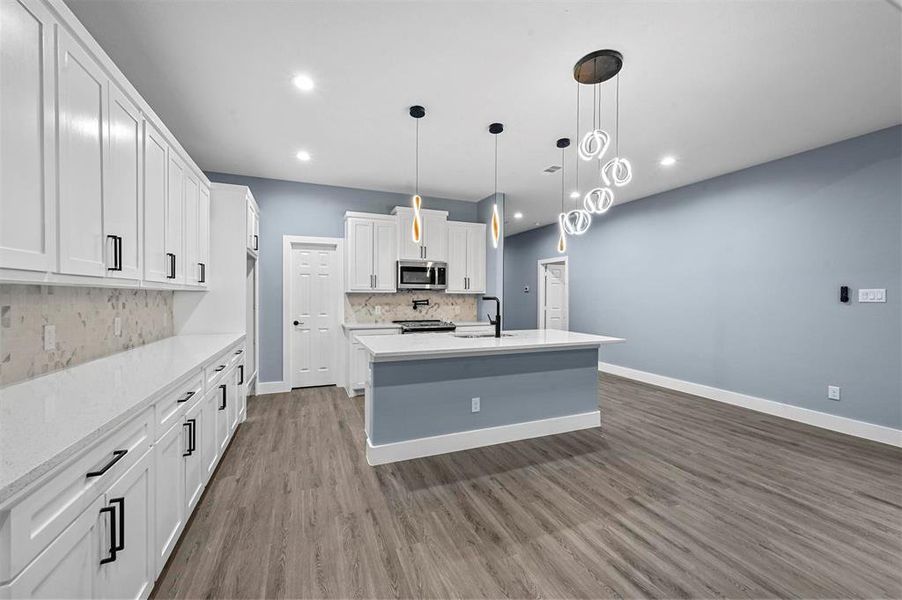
[0,285,174,387]
[345,291,477,323]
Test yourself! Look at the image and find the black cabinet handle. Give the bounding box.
[238,365,244,385]
[86,449,127,478]
[182,419,196,456]
[106,235,122,271]
[182,421,193,456]
[166,252,176,279]
[219,384,227,410]
[109,497,125,552]
[214,365,225,372]
[177,391,195,404]
[234,349,243,355]
[99,504,117,564]
[253,234,258,251]
[198,262,206,283]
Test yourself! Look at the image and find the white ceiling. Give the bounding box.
[66,0,902,236]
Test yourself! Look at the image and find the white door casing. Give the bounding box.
[538,257,569,330]
[286,237,342,388]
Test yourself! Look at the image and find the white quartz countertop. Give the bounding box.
[357,329,624,362]
[0,333,243,504]
[342,321,490,331]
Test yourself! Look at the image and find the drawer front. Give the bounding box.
[227,345,245,370]
[3,406,153,581]
[154,372,203,440]
[204,351,231,390]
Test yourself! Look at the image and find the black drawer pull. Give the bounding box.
[214,365,225,372]
[99,504,117,564]
[238,365,244,385]
[87,450,127,478]
[177,391,196,403]
[234,349,243,355]
[219,384,227,410]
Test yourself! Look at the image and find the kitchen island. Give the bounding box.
[357,329,624,465]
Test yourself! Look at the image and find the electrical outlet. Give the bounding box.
[114,316,122,337]
[471,397,481,413]
[43,324,56,351]
[373,306,382,316]
[827,385,841,401]
[858,288,887,303]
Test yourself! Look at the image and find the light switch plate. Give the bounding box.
[43,324,56,351]
[827,385,841,401]
[858,288,886,303]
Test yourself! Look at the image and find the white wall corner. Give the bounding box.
[598,362,902,448]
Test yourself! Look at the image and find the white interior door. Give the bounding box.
[290,244,338,388]
[542,262,568,330]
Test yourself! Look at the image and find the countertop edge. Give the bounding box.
[366,338,625,363]
[0,333,245,506]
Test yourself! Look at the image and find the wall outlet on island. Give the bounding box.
[827,385,841,401]
[471,397,481,413]
[114,316,122,337]
[43,324,55,351]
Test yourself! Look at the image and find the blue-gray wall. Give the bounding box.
[476,193,504,318]
[504,126,902,428]
[204,173,480,382]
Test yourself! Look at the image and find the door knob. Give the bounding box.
[293,320,303,326]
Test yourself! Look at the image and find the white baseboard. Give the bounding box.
[599,362,902,448]
[255,380,291,396]
[366,410,601,465]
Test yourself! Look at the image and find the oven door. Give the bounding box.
[397,261,447,290]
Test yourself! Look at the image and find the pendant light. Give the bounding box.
[488,123,503,249]
[409,105,426,243]
[557,137,591,239]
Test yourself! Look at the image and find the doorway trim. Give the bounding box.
[282,235,344,389]
[536,256,569,330]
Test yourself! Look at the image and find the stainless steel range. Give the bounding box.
[392,319,457,334]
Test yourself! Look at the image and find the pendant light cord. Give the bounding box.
[575,83,580,209]
[616,73,620,156]
[415,118,419,196]
[560,148,565,213]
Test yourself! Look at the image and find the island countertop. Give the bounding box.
[356,329,624,362]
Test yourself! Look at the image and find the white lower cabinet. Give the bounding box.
[345,329,398,395]
[152,422,185,575]
[0,341,246,600]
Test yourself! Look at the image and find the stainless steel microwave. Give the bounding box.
[397,260,447,290]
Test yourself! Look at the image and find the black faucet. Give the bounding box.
[483,296,502,338]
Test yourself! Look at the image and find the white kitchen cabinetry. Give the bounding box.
[344,327,399,395]
[345,213,397,293]
[0,0,56,273]
[0,0,210,290]
[393,207,448,262]
[246,202,259,254]
[152,420,186,574]
[446,221,486,294]
[183,398,205,513]
[104,85,143,281]
[197,185,210,286]
[56,27,106,278]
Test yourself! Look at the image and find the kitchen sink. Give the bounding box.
[453,332,515,338]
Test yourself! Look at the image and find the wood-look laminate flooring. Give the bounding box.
[151,374,902,599]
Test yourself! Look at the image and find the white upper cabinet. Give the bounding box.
[446,221,486,294]
[143,121,169,284]
[0,0,210,289]
[183,173,200,285]
[392,206,448,262]
[104,85,142,280]
[0,0,55,273]
[166,153,185,283]
[345,213,397,293]
[56,28,106,277]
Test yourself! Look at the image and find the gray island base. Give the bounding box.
[357,329,624,465]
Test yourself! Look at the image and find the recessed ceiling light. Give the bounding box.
[513,212,523,220]
[295,150,311,162]
[659,155,677,166]
[569,191,580,199]
[292,74,315,92]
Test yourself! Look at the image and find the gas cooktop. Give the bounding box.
[392,319,457,333]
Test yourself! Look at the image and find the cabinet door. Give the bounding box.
[466,224,486,293]
[351,341,368,390]
[165,153,184,283]
[197,184,210,286]
[143,121,168,283]
[237,361,247,420]
[184,400,204,513]
[345,218,373,292]
[227,368,239,434]
[183,172,199,285]
[100,449,154,600]
[215,382,230,454]
[6,497,104,599]
[421,211,447,262]
[372,219,397,291]
[153,421,185,575]
[395,209,421,260]
[0,0,55,273]
[246,203,253,251]
[104,85,142,281]
[56,28,106,277]
[446,223,468,293]
[201,384,220,480]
